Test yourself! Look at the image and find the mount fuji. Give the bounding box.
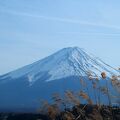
[0,47,119,112]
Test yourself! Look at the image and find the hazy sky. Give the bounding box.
[0,0,120,75]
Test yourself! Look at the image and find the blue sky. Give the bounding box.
[0,0,120,75]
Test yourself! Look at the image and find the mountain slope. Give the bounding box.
[1,47,118,84]
[0,47,119,112]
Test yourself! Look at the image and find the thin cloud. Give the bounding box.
[1,9,120,31]
[58,32,120,36]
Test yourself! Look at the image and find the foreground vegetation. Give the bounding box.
[0,71,120,120]
[0,105,120,120]
[38,71,120,120]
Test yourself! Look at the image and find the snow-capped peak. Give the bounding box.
[3,47,119,84]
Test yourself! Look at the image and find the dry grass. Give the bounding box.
[39,71,120,120]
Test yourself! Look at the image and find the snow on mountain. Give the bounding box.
[3,47,118,84]
[0,47,119,111]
